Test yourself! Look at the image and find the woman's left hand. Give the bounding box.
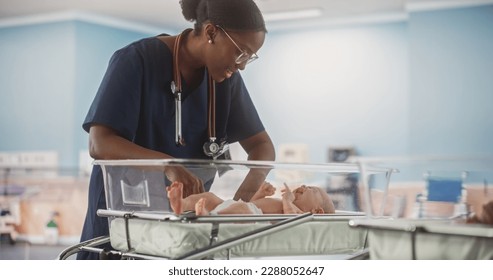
[164,166,204,197]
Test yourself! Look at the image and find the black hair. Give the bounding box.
[180,0,267,33]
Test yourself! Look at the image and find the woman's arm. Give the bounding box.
[89,124,169,160]
[233,131,275,201]
[89,124,204,196]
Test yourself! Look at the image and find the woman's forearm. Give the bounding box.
[233,131,275,201]
[89,125,172,160]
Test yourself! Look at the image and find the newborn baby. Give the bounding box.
[167,181,335,215]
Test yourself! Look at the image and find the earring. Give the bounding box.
[208,39,212,44]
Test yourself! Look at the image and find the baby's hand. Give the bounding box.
[281,184,295,202]
[258,182,276,196]
[251,181,276,201]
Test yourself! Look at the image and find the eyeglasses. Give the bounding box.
[216,25,259,65]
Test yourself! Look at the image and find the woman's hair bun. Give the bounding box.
[180,0,202,22]
[180,0,266,33]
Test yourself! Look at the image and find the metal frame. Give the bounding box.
[58,210,369,260]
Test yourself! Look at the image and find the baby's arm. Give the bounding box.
[250,182,276,201]
[281,185,304,214]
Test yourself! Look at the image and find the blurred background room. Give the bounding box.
[1,0,492,259]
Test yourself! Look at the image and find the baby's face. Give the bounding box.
[291,185,325,212]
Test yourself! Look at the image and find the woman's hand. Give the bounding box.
[164,166,204,198]
[234,131,275,201]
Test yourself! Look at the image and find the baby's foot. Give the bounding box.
[195,198,210,216]
[251,182,276,201]
[166,181,184,214]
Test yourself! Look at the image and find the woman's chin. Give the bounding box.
[214,76,226,83]
[210,69,234,83]
[212,73,228,83]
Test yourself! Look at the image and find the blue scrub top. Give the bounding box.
[78,35,265,259]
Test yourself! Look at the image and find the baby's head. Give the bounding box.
[291,185,335,214]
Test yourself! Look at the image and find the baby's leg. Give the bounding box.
[195,198,210,215]
[250,182,276,201]
[167,181,185,214]
[167,181,223,214]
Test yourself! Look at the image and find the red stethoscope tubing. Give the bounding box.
[171,29,216,147]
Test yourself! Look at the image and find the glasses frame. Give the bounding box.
[216,25,258,65]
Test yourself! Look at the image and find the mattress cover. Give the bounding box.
[109,217,367,259]
[351,219,493,260]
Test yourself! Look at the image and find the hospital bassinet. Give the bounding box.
[350,218,493,260]
[349,156,493,260]
[59,159,394,260]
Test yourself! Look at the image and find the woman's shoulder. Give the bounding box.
[113,35,172,60]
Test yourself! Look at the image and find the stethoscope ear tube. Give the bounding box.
[173,87,184,147]
[207,74,216,142]
[171,30,187,147]
[171,29,229,157]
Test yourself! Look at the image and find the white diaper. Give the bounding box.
[210,199,263,215]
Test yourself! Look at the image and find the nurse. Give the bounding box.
[78,0,275,259]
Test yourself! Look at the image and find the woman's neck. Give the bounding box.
[179,30,205,87]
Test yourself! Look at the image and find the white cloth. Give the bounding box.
[210,199,263,215]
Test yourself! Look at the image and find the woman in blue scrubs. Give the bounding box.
[77,0,275,259]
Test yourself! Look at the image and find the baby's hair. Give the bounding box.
[180,0,267,34]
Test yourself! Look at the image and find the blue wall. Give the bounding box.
[73,21,154,165]
[0,21,149,167]
[0,22,76,165]
[408,5,493,156]
[1,5,492,168]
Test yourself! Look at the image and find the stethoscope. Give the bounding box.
[170,29,229,159]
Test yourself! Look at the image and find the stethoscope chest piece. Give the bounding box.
[203,139,230,160]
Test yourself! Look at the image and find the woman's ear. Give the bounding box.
[204,24,217,44]
[311,207,324,214]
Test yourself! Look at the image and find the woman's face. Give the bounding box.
[206,26,265,82]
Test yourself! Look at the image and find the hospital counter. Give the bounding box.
[358,182,493,218]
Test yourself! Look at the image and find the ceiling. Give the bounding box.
[0,0,490,31]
